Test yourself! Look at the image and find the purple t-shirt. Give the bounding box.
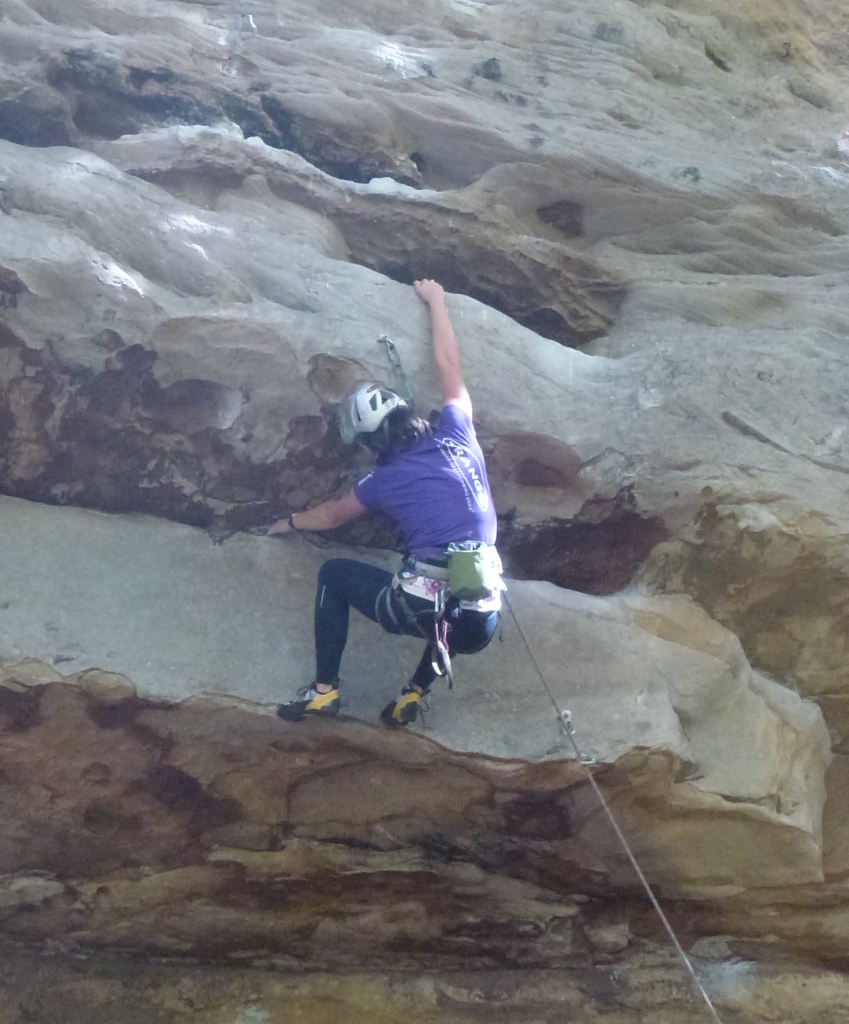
[354,403,497,558]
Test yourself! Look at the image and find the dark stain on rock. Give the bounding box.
[0,327,356,537]
[537,199,584,238]
[85,697,143,730]
[704,46,731,72]
[92,328,127,353]
[145,764,204,809]
[515,458,573,489]
[474,58,503,82]
[0,396,14,444]
[144,378,244,435]
[307,353,371,404]
[83,799,143,836]
[0,87,74,148]
[0,686,43,732]
[491,431,583,490]
[81,762,112,786]
[502,791,573,840]
[502,489,667,594]
[285,415,327,455]
[0,268,30,309]
[0,322,27,349]
[145,764,241,830]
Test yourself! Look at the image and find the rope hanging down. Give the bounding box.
[502,593,726,1024]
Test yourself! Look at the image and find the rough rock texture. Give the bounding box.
[3,940,849,1024]
[0,673,837,966]
[2,0,849,1017]
[0,495,832,871]
[0,667,846,1022]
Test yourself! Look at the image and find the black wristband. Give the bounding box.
[287,514,299,531]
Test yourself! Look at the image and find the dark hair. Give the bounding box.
[362,406,431,460]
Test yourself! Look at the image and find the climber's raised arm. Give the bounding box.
[413,279,473,419]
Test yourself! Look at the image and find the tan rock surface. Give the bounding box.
[0,936,847,1024]
[0,494,832,892]
[0,674,834,967]
[0,0,847,637]
[1,0,849,1011]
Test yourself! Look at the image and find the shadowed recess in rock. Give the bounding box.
[342,230,623,347]
[30,50,422,186]
[502,489,668,596]
[325,189,625,346]
[123,156,623,347]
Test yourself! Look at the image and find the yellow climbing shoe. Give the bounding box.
[277,683,340,721]
[380,684,428,728]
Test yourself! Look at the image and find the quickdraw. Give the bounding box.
[431,586,454,689]
[378,333,414,400]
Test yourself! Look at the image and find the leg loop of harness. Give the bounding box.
[392,584,431,639]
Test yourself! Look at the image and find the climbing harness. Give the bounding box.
[377,333,415,400]
[393,551,503,689]
[390,564,454,688]
[502,592,726,1024]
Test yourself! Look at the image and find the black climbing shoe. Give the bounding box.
[380,684,428,728]
[277,682,340,721]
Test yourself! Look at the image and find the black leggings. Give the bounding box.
[314,558,498,688]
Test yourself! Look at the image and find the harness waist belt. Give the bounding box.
[397,549,503,611]
[396,573,446,602]
[395,572,502,612]
[410,560,448,580]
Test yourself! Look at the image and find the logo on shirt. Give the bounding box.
[438,437,490,513]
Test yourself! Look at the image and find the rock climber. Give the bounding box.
[270,278,504,727]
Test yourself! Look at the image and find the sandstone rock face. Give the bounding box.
[2,0,849,1018]
[0,493,832,889]
[2,939,848,1024]
[0,676,833,960]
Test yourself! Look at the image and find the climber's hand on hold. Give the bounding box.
[413,279,445,307]
[267,518,292,535]
[414,280,471,418]
[266,495,364,535]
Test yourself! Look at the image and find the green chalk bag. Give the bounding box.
[447,542,504,601]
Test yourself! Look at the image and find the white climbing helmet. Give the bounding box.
[338,382,408,445]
